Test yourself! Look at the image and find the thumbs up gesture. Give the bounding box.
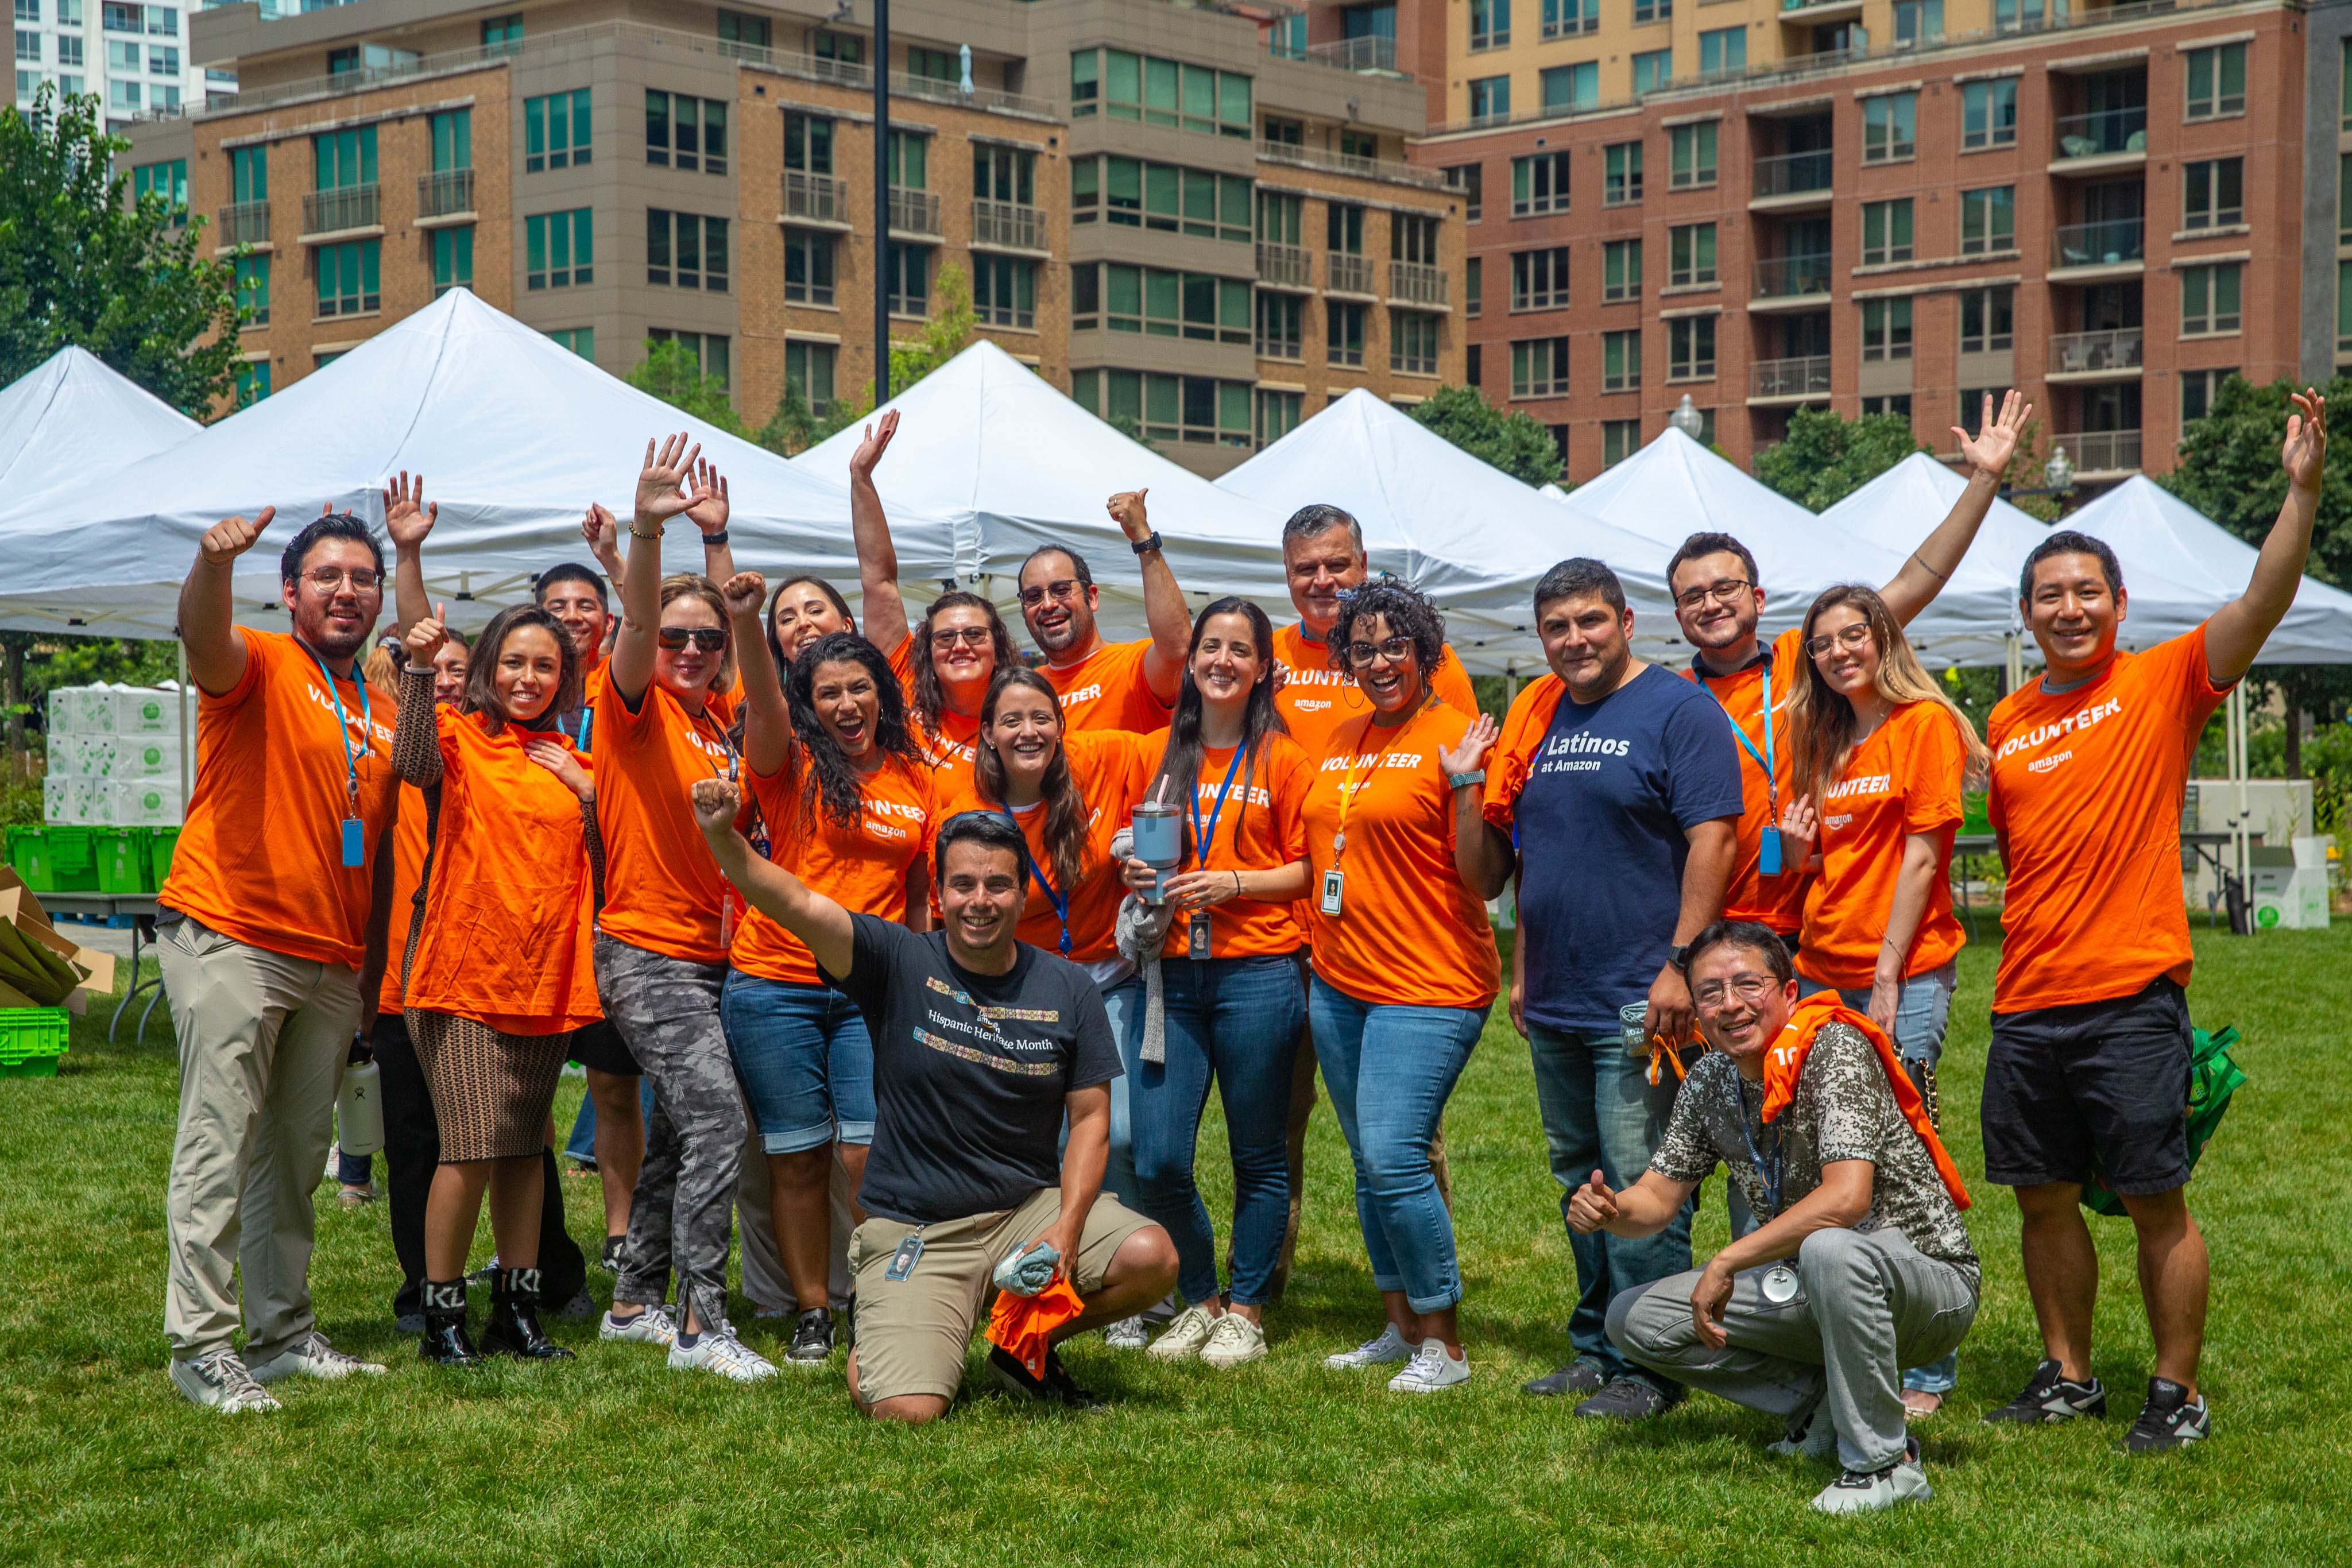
[1565,1169,1620,1235]
[405,602,450,668]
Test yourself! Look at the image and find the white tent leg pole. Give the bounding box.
[2004,630,2022,692]
[1504,662,1519,707]
[2231,683,2250,890]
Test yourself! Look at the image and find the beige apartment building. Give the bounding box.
[122,0,1466,477]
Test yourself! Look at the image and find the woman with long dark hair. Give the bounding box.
[900,589,1017,793]
[1113,598,1314,1370]
[766,575,858,668]
[719,614,935,1368]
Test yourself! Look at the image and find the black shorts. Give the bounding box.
[1981,977,2192,1196]
[566,1018,641,1077]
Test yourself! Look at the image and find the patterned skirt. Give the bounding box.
[405,1008,570,1162]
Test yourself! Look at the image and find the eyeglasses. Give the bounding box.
[303,567,381,592]
[1673,578,1751,612]
[1345,636,1415,668]
[1804,623,1875,659]
[932,626,994,648]
[1693,974,1779,1007]
[657,627,727,652]
[1016,579,1084,607]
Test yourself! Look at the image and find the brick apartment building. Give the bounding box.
[119,0,1465,478]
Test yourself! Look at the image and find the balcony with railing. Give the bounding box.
[1752,149,1835,204]
[1779,0,1866,18]
[2055,429,2142,474]
[783,170,847,224]
[1254,139,1449,189]
[416,168,474,222]
[1389,261,1448,307]
[1754,253,1834,300]
[2048,328,2144,378]
[300,184,380,239]
[2052,217,2145,272]
[1327,253,1375,296]
[2053,105,2148,161]
[1267,35,1403,75]
[972,199,1048,252]
[1256,241,1311,288]
[216,199,270,247]
[887,187,941,237]
[1749,355,1834,400]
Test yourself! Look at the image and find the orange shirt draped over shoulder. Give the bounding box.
[404,709,602,1033]
[1142,727,1314,959]
[1798,699,1967,990]
[1682,627,1808,934]
[733,748,938,986]
[161,626,401,970]
[1272,622,1477,758]
[1042,638,1174,735]
[592,672,738,965]
[1303,700,1500,1011]
[1987,624,2228,1013]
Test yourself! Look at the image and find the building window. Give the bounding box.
[1328,201,1364,255]
[1602,418,1640,466]
[2185,42,2246,119]
[234,255,268,326]
[1668,315,1716,380]
[14,0,35,21]
[1446,162,1483,220]
[431,226,472,295]
[786,111,833,174]
[1072,263,1250,341]
[1256,291,1302,358]
[1469,0,1508,51]
[906,44,957,83]
[2181,367,2234,425]
[430,109,471,175]
[1860,297,1912,361]
[1466,257,1481,318]
[108,78,140,112]
[106,36,134,69]
[56,34,80,65]
[1511,336,1568,398]
[100,1,135,29]
[649,328,729,389]
[2180,264,2241,336]
[1863,92,1916,162]
[15,30,36,62]
[1511,247,1570,311]
[527,208,593,290]
[973,254,1036,328]
[1670,121,1716,188]
[1074,155,1250,241]
[2342,260,2352,357]
[1861,199,1913,265]
[314,125,375,190]
[1327,300,1366,367]
[719,10,772,52]
[1604,141,1642,205]
[1962,79,2017,149]
[1631,49,1670,95]
[230,145,265,203]
[1468,74,1510,122]
[548,327,594,360]
[887,129,927,189]
[1633,0,1670,21]
[1541,61,1597,112]
[1256,388,1303,447]
[480,12,521,52]
[885,242,928,316]
[647,209,725,292]
[1392,309,1440,375]
[1860,394,1912,419]
[234,359,270,406]
[525,90,589,173]
[647,91,727,175]
[1601,328,1640,392]
[1070,48,1252,138]
[1256,187,1301,245]
[147,44,174,73]
[2183,158,2243,231]
[2341,155,2352,243]
[1959,286,2013,352]
[1467,343,1482,385]
[1393,212,1439,266]
[1073,370,1251,446]
[787,340,836,411]
[1603,239,1641,302]
[1892,0,1942,45]
[131,157,185,215]
[974,143,1036,206]
[1542,0,1596,38]
[1698,26,1743,76]
[783,229,834,305]
[1959,186,2013,255]
[315,239,379,318]
[1668,222,1716,287]
[1511,151,1569,216]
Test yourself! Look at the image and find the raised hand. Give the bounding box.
[2284,388,2328,492]
[1438,712,1499,777]
[582,502,622,565]
[405,601,450,667]
[849,409,900,480]
[686,457,731,536]
[718,571,767,621]
[199,506,276,565]
[1565,1170,1619,1234]
[524,738,594,802]
[688,775,741,835]
[1953,388,2032,480]
[382,471,438,550]
[634,432,703,531]
[1105,488,1151,541]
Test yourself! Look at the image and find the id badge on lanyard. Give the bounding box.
[307,644,371,868]
[1706,663,1780,875]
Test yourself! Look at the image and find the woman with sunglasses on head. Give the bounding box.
[1304,580,1500,1395]
[589,435,778,1383]
[1113,598,1315,1370]
[1775,582,1989,1416]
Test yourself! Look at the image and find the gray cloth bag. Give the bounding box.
[1109,827,1175,1064]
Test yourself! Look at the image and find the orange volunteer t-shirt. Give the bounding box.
[940,729,1158,964]
[732,748,937,987]
[1271,621,1479,758]
[592,673,738,965]
[1303,700,1501,1011]
[161,626,401,970]
[1685,628,1808,934]
[887,630,982,797]
[405,710,602,1033]
[1987,625,2229,1013]
[1797,699,1967,990]
[378,781,431,1015]
[1042,638,1175,735]
[1141,729,1314,959]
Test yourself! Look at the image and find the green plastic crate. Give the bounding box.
[148,826,180,892]
[0,1008,69,1077]
[6,825,100,893]
[95,828,150,895]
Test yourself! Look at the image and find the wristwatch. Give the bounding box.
[1446,769,1486,790]
[1129,531,1163,555]
[1668,944,1690,967]
[703,528,730,546]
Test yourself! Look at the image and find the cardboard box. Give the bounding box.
[109,778,183,826]
[0,870,119,1016]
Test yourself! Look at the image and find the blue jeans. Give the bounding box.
[1527,1022,1691,1390]
[1131,956,1306,1307]
[563,1076,656,1164]
[720,972,877,1152]
[1309,976,1485,1315]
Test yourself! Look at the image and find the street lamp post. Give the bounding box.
[1668,394,1705,442]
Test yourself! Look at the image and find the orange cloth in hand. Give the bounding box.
[1761,996,1971,1212]
[985,1276,1086,1380]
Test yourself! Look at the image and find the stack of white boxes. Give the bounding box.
[2250,837,2334,931]
[42,685,187,827]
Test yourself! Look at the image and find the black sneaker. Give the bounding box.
[1523,1358,1607,1398]
[2123,1377,2210,1453]
[1983,1357,2107,1424]
[988,1346,1105,1411]
[1573,1376,1674,1419]
[785,1306,835,1365]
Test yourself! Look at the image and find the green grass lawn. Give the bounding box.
[5,920,2350,1567]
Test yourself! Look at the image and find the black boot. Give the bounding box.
[420,1277,482,1366]
[479,1267,575,1361]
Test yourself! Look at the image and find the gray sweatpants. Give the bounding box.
[595,933,744,1332]
[1607,1227,1978,1473]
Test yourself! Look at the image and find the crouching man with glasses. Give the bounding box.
[1575,921,1980,1514]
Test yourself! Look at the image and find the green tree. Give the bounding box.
[1753,406,1928,512]
[1405,385,1563,488]
[626,338,746,437]
[0,86,242,416]
[753,265,978,456]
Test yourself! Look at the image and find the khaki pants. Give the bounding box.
[158,917,365,1363]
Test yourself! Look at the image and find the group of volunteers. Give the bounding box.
[150,385,2326,1509]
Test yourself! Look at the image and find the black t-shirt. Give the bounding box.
[824,913,1122,1225]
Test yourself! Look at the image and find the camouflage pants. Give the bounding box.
[594,933,745,1331]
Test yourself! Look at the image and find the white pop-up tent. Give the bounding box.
[1219,389,1674,671]
[0,289,957,637]
[0,344,200,516]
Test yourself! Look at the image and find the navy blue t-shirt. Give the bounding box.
[1512,664,1742,1033]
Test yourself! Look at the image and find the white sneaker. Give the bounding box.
[247,1330,386,1384]
[169,1348,281,1413]
[1199,1313,1267,1369]
[1767,1410,1842,1459]
[1146,1304,1220,1362]
[600,1304,677,1346]
[668,1324,779,1381]
[1102,1314,1151,1350]
[1325,1322,1412,1370]
[1387,1337,1470,1393]
[1811,1438,1932,1514]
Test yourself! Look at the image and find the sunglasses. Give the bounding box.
[932,626,995,648]
[658,627,728,652]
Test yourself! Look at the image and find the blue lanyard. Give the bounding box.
[1735,1090,1786,1219]
[1001,809,1071,955]
[566,707,593,752]
[1700,660,1776,811]
[303,639,372,814]
[1190,742,1250,865]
